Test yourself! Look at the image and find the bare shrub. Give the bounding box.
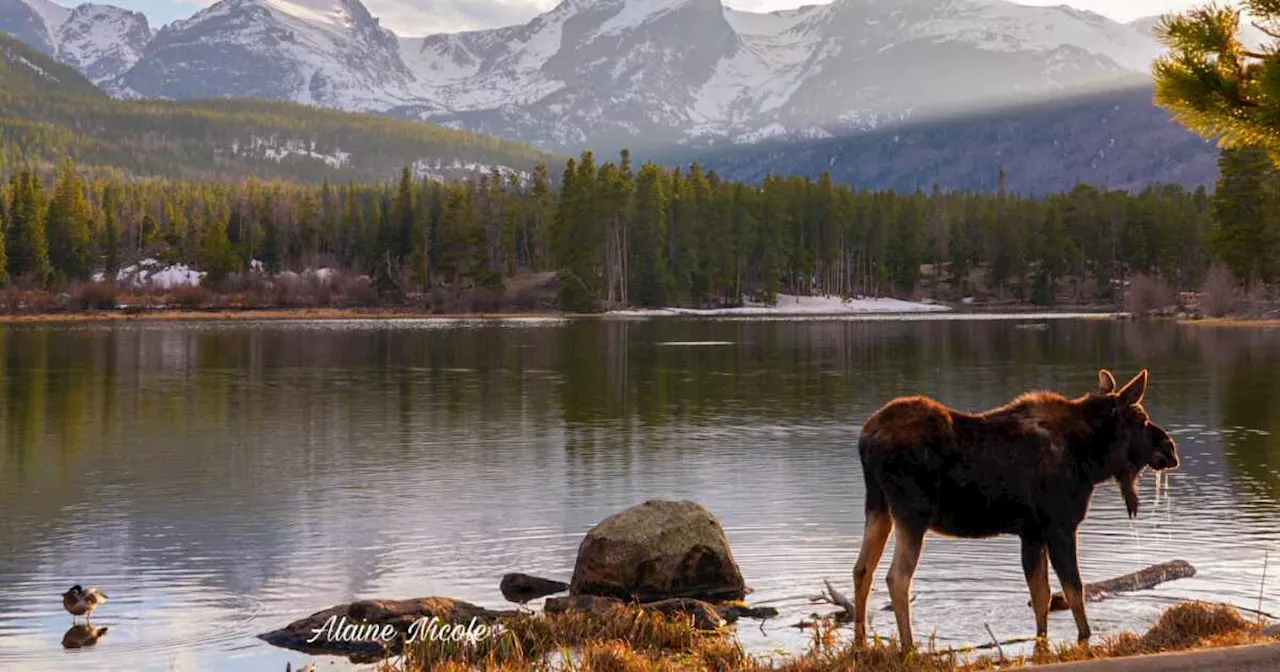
[70,282,119,310]
[1201,264,1240,318]
[336,275,378,307]
[463,286,506,313]
[1124,273,1175,316]
[167,285,214,309]
[0,289,58,314]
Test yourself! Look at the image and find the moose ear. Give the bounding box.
[1118,370,1148,406]
[1098,370,1117,394]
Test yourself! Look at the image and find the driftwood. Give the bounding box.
[809,579,856,622]
[1047,560,1196,610]
[800,561,1196,630]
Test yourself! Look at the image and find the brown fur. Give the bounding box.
[852,370,1179,650]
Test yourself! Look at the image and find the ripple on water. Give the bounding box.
[1,319,1279,671]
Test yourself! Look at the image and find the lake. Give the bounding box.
[0,316,1277,671]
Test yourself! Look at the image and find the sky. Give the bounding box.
[99,0,1213,37]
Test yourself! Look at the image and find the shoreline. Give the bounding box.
[0,304,1276,326]
[0,306,1120,324]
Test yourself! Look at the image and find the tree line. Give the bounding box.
[1,149,1275,310]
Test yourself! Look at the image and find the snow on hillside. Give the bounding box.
[225,136,352,168]
[24,0,69,34]
[4,0,1181,151]
[906,0,1162,71]
[96,259,206,288]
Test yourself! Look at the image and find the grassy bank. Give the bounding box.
[367,602,1275,672]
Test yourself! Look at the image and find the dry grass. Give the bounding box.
[366,602,1272,672]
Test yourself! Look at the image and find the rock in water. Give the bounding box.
[258,597,515,663]
[500,573,569,604]
[569,499,747,603]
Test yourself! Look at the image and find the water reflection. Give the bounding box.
[0,318,1276,671]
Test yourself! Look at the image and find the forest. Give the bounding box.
[1,144,1276,313]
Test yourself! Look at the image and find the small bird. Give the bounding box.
[61,624,108,649]
[62,585,108,624]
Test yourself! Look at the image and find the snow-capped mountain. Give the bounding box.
[0,0,67,54]
[118,0,415,108]
[0,0,146,83]
[2,0,1174,151]
[56,4,150,84]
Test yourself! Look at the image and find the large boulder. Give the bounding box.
[569,500,747,603]
[258,597,515,663]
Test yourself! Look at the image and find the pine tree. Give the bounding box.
[6,170,50,283]
[392,167,415,262]
[0,194,8,287]
[629,163,669,307]
[200,215,237,287]
[102,185,121,277]
[46,159,94,280]
[1211,146,1280,283]
[1154,5,1280,161]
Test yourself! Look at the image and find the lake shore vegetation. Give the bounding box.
[368,601,1276,672]
[1,149,1277,319]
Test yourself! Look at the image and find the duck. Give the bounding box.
[62,585,108,624]
[61,624,109,649]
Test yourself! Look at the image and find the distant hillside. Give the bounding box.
[0,34,556,183]
[677,86,1221,195]
[0,29,100,96]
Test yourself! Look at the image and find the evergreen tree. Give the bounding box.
[200,215,237,287]
[392,167,415,262]
[1154,4,1280,161]
[0,194,7,286]
[1211,146,1280,283]
[102,185,121,277]
[46,159,94,280]
[6,170,49,283]
[629,163,669,307]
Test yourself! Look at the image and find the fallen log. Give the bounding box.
[1048,560,1196,611]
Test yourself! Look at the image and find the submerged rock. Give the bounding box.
[500,573,569,604]
[717,604,780,623]
[258,597,515,662]
[569,499,747,603]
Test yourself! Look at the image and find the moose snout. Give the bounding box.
[1150,437,1180,471]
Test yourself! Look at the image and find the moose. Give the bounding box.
[852,370,1179,650]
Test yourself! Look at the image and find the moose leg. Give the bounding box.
[1046,527,1091,643]
[1020,535,1050,639]
[853,509,893,645]
[886,523,925,651]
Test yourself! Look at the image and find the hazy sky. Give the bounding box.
[104,0,1214,36]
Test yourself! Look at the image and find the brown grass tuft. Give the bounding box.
[372,601,1268,672]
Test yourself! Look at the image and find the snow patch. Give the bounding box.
[96,259,206,289]
[609,294,952,317]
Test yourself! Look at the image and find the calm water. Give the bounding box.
[0,316,1278,671]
